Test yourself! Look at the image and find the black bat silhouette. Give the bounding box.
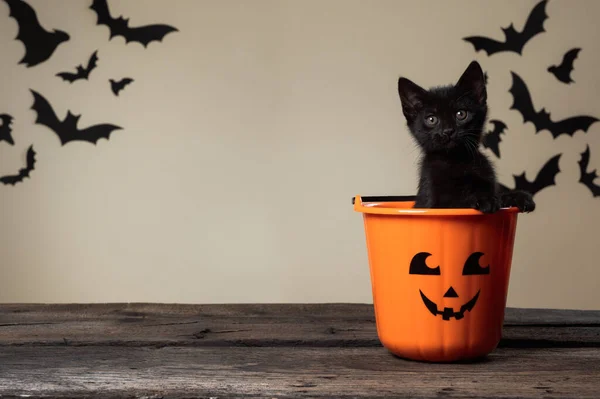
[90,0,178,47]
[0,114,15,145]
[578,145,600,198]
[509,72,599,138]
[0,145,36,185]
[3,0,70,67]
[56,50,99,83]
[548,48,581,84]
[481,119,507,158]
[110,78,134,96]
[30,90,122,145]
[500,154,561,197]
[463,0,548,56]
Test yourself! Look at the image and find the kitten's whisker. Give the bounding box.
[465,140,473,159]
[465,137,478,160]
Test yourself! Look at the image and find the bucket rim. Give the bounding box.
[353,195,520,216]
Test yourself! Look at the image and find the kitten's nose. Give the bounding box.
[442,128,454,137]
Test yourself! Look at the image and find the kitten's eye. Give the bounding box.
[455,110,468,121]
[424,115,438,126]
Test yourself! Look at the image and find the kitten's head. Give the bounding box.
[397,61,488,154]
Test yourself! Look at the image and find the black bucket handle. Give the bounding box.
[352,195,417,205]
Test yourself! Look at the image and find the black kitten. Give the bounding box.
[397,61,534,213]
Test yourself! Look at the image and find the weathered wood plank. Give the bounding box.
[0,346,598,398]
[0,303,600,325]
[0,304,597,348]
[504,307,600,325]
[2,304,600,325]
[0,321,598,348]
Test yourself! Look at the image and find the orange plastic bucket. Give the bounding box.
[353,195,520,362]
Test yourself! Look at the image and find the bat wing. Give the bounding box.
[490,120,507,134]
[118,78,134,89]
[464,0,547,56]
[481,134,500,158]
[510,72,599,137]
[0,145,36,185]
[509,72,543,127]
[86,50,99,72]
[0,172,20,185]
[109,80,118,96]
[4,0,47,46]
[550,116,599,137]
[0,114,15,145]
[578,145,600,197]
[90,0,177,47]
[78,124,122,144]
[4,0,69,66]
[30,89,65,138]
[462,36,507,56]
[25,144,35,167]
[89,0,113,26]
[30,89,122,145]
[111,78,134,95]
[517,0,548,45]
[560,48,581,71]
[57,50,99,82]
[482,119,507,158]
[514,153,561,196]
[56,71,79,83]
[123,24,178,47]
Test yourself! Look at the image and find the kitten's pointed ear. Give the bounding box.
[398,77,426,119]
[456,61,487,105]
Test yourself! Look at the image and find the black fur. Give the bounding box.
[397,61,534,213]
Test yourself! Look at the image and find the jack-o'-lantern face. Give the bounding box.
[409,252,489,321]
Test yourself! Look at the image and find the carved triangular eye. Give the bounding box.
[462,252,490,275]
[409,252,440,275]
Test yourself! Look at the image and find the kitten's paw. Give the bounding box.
[469,194,501,214]
[500,190,536,212]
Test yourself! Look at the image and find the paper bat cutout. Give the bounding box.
[548,48,581,84]
[578,145,600,198]
[500,154,561,197]
[30,90,122,145]
[463,0,548,56]
[0,114,15,145]
[110,78,133,96]
[481,120,507,158]
[56,50,99,83]
[0,145,35,185]
[90,0,178,47]
[3,0,70,67]
[509,72,599,138]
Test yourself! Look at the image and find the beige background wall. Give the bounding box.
[0,0,598,309]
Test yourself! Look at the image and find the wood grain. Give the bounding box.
[0,304,598,348]
[0,304,598,398]
[0,346,599,398]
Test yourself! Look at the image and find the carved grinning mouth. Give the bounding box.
[419,290,480,321]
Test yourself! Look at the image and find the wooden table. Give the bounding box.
[0,304,598,398]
